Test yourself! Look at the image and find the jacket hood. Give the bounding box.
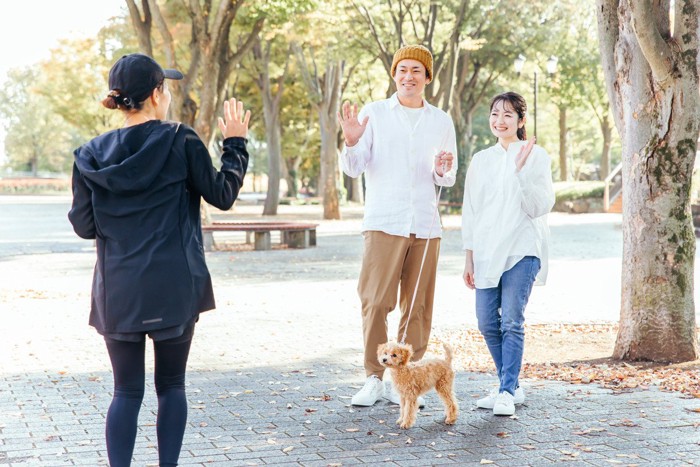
[74,120,179,195]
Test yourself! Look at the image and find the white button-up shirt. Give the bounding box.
[340,93,457,239]
[461,141,555,288]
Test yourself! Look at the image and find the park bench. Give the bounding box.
[201,221,318,251]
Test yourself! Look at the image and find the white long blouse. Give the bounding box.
[461,141,555,289]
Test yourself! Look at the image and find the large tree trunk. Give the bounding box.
[347,175,364,203]
[283,158,300,199]
[599,114,612,179]
[261,101,282,215]
[317,62,343,220]
[293,44,343,219]
[251,39,289,216]
[319,114,340,219]
[597,0,699,362]
[558,105,568,181]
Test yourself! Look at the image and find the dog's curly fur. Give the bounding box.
[377,341,459,429]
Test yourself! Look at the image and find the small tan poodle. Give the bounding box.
[377,341,459,429]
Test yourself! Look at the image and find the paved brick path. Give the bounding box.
[1,197,699,465]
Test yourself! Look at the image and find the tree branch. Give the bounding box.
[292,42,322,106]
[125,0,153,56]
[147,0,176,67]
[596,0,625,138]
[629,0,674,86]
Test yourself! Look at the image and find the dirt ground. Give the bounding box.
[432,324,700,399]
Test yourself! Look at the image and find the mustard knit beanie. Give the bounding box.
[391,45,433,80]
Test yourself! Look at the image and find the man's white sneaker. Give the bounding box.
[493,391,516,416]
[386,383,425,408]
[351,376,385,406]
[476,387,525,409]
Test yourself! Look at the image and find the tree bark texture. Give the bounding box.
[600,114,612,179]
[558,105,568,181]
[597,0,699,362]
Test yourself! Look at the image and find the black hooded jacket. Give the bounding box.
[68,120,248,335]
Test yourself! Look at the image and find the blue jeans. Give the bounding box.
[475,256,540,396]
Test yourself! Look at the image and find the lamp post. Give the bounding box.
[513,55,558,139]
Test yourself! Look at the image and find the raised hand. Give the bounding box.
[515,137,536,172]
[218,98,251,139]
[337,101,369,147]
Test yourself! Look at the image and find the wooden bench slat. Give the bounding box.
[201,221,318,251]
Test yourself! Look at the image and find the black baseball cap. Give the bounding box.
[108,53,183,104]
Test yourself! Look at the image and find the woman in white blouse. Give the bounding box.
[461,92,555,416]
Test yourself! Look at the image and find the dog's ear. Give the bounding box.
[397,345,412,365]
[404,343,415,360]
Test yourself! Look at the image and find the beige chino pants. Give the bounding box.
[358,231,440,378]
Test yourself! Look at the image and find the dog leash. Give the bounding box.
[399,161,447,345]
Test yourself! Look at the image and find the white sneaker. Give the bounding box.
[386,382,425,408]
[476,387,525,409]
[351,376,385,406]
[493,391,516,416]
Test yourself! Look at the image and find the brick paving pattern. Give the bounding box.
[1,197,699,465]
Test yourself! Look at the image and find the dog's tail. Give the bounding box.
[442,343,453,366]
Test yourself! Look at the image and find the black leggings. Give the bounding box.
[104,332,193,467]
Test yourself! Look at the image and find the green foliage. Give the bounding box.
[554,181,606,202]
[0,68,75,174]
[0,0,619,200]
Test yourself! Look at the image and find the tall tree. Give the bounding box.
[248,35,291,215]
[597,0,699,362]
[294,43,344,220]
[0,68,73,174]
[125,0,263,144]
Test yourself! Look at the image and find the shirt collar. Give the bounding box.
[389,92,431,113]
[492,140,525,154]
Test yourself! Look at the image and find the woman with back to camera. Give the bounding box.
[461,91,554,417]
[68,53,250,466]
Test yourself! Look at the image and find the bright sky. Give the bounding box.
[0,0,126,164]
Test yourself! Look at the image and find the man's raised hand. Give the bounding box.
[337,101,369,147]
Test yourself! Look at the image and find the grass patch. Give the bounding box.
[554,181,605,202]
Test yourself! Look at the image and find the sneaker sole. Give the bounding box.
[351,401,377,407]
[493,407,515,416]
[477,398,524,409]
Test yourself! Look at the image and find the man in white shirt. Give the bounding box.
[338,44,457,407]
